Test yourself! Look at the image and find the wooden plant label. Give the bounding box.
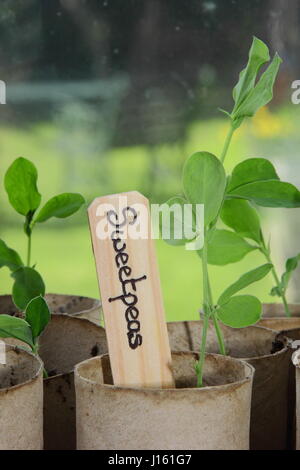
[88,191,174,389]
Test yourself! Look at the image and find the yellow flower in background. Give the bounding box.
[252,106,283,138]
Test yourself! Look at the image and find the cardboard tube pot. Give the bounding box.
[259,304,300,450]
[0,344,43,450]
[39,314,108,450]
[75,351,254,450]
[0,294,102,324]
[292,351,300,450]
[167,321,289,450]
[260,303,300,332]
[1,315,108,450]
[45,294,102,324]
[263,303,300,318]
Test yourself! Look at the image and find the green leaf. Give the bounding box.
[183,152,226,226]
[227,158,300,208]
[217,295,261,328]
[4,157,41,216]
[232,53,282,121]
[271,254,300,296]
[218,263,273,305]
[0,240,23,271]
[160,196,196,246]
[25,296,51,339]
[270,286,281,297]
[0,315,34,348]
[34,193,85,223]
[285,255,300,274]
[228,180,300,208]
[221,199,261,243]
[12,267,45,311]
[232,37,270,113]
[203,229,257,265]
[228,158,279,193]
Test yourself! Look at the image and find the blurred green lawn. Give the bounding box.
[1,106,295,319]
[0,226,274,321]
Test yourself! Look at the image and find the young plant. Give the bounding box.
[0,157,85,311]
[164,152,273,386]
[162,37,293,386]
[0,295,51,376]
[205,37,300,317]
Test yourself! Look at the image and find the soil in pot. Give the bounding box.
[0,293,102,324]
[167,321,289,450]
[75,351,254,450]
[0,344,43,450]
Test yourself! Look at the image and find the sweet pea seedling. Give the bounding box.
[162,37,289,386]
[0,295,51,376]
[205,37,300,318]
[164,152,273,386]
[0,296,50,352]
[0,157,85,356]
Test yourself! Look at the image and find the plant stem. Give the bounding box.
[27,233,32,267]
[197,313,209,388]
[220,122,235,164]
[207,273,226,355]
[32,342,48,378]
[212,313,227,355]
[271,269,290,317]
[198,120,235,359]
[197,230,211,387]
[260,236,291,317]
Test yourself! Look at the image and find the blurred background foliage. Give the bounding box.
[0,0,300,320]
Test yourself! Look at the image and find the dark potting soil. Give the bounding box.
[47,369,58,377]
[271,339,285,354]
[91,344,99,356]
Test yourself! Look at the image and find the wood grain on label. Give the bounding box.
[88,191,174,388]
